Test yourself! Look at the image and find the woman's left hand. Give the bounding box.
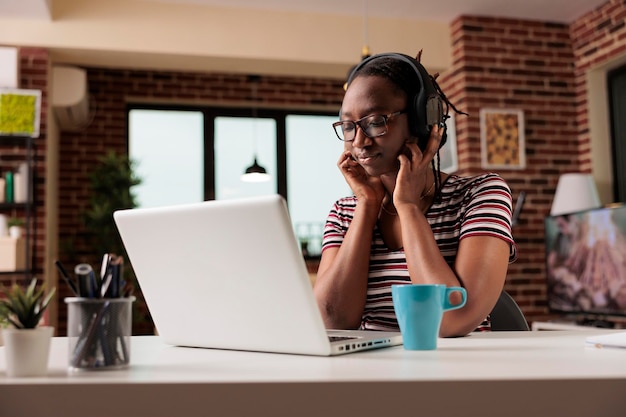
[394,124,444,207]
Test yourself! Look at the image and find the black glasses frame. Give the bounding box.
[332,110,406,142]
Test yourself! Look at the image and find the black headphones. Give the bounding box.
[346,52,446,150]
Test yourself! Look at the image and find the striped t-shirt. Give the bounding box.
[321,173,518,332]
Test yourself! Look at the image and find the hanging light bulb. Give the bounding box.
[344,0,372,91]
[242,158,269,182]
[241,75,270,183]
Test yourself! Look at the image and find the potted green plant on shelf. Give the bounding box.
[7,217,24,238]
[0,278,56,377]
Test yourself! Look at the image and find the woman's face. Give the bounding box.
[341,75,411,177]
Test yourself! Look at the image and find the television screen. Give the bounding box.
[544,203,626,317]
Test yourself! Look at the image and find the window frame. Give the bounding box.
[125,102,338,203]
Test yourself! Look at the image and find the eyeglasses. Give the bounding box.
[332,110,406,142]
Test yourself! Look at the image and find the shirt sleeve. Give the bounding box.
[459,174,518,263]
[321,198,354,253]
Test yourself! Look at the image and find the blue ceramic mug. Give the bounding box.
[392,284,467,350]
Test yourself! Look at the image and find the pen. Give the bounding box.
[100,253,111,281]
[109,255,124,298]
[75,263,96,298]
[55,260,79,296]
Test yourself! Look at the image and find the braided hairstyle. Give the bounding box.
[347,52,466,203]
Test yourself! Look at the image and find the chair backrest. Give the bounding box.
[490,290,530,331]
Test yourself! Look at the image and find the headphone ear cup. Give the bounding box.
[426,95,447,149]
[406,93,420,138]
[413,92,432,150]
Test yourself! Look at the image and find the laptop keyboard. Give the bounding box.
[328,335,357,342]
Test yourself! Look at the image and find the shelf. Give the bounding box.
[0,203,28,210]
[0,134,35,281]
[0,270,32,276]
[0,135,33,146]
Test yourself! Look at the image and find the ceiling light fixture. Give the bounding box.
[241,75,270,183]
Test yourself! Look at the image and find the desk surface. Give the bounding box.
[2,330,626,417]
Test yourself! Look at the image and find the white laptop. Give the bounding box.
[113,194,402,356]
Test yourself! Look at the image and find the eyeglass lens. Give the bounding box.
[335,115,387,141]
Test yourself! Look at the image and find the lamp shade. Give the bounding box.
[241,158,270,183]
[550,173,601,216]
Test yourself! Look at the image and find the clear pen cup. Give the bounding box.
[65,296,135,371]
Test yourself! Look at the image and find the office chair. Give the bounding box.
[490,290,530,331]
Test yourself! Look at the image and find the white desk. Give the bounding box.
[1,330,626,417]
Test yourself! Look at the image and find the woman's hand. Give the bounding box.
[394,124,444,208]
[338,151,385,206]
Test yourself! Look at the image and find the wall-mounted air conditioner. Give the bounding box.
[52,66,92,131]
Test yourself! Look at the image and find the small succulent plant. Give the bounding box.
[7,217,24,228]
[0,278,55,329]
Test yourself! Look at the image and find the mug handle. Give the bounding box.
[443,287,467,311]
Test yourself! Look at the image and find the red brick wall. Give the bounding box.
[571,0,626,169]
[438,17,578,322]
[437,1,626,326]
[20,48,49,281]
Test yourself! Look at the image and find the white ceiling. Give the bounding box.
[145,0,608,23]
[0,0,610,23]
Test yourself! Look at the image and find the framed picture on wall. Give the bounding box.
[440,112,458,173]
[0,88,42,138]
[480,108,525,170]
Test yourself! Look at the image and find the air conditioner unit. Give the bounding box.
[52,66,92,131]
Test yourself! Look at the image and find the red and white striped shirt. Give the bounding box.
[321,173,518,332]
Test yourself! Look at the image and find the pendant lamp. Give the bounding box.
[241,75,270,183]
[242,157,269,182]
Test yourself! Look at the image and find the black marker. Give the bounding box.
[75,263,96,298]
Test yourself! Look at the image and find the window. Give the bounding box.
[128,109,204,207]
[128,106,351,257]
[214,116,277,199]
[286,115,351,255]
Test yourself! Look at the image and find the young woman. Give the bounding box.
[313,52,517,337]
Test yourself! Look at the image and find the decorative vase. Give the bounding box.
[2,326,54,377]
[8,226,22,239]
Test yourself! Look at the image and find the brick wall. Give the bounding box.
[571,0,626,169]
[438,16,578,321]
[437,0,626,325]
[20,48,49,281]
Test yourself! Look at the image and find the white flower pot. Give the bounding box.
[8,226,22,239]
[2,326,54,377]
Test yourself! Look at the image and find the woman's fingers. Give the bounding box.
[426,124,444,158]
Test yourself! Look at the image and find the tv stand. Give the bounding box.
[576,318,615,329]
[531,321,591,331]
[532,318,623,331]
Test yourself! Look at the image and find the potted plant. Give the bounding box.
[7,217,24,238]
[0,278,56,377]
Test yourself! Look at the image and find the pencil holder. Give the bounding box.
[65,296,135,370]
